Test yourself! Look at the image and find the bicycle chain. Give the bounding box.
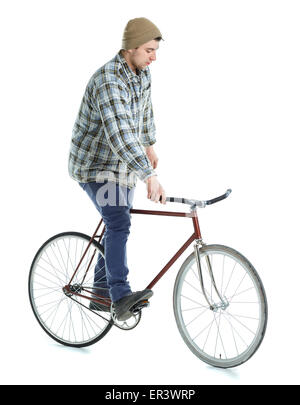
[68,295,141,330]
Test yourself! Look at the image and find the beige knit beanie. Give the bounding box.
[122,17,163,50]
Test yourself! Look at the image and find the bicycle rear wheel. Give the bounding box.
[173,244,267,368]
[28,232,113,347]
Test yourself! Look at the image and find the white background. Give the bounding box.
[1,0,299,385]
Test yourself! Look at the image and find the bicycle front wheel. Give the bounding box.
[28,232,113,348]
[173,244,268,368]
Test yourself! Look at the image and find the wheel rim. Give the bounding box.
[175,247,267,367]
[29,234,112,346]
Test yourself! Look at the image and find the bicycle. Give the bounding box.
[28,188,268,368]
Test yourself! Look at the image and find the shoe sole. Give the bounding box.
[114,291,153,321]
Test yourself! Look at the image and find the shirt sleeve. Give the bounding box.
[95,81,155,182]
[140,96,157,147]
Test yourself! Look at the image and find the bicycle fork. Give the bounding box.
[194,242,229,312]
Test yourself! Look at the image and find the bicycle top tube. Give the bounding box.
[165,188,232,208]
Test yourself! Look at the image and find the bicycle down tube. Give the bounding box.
[130,207,226,306]
[130,208,202,289]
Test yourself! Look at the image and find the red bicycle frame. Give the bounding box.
[64,206,202,306]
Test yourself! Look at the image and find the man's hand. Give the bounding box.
[145,146,159,169]
[146,176,166,204]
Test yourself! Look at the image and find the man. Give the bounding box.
[68,17,166,321]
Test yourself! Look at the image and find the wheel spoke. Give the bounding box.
[227,286,256,301]
[185,307,209,327]
[222,312,241,356]
[42,251,68,283]
[213,312,227,359]
[180,294,209,309]
[192,317,215,341]
[223,261,237,297]
[201,317,215,351]
[34,270,63,289]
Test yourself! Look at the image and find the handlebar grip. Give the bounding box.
[205,189,232,205]
[159,196,187,204]
[166,197,187,204]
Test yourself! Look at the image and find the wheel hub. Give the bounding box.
[211,296,229,312]
[63,284,82,297]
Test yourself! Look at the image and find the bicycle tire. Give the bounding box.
[28,231,113,348]
[173,244,268,368]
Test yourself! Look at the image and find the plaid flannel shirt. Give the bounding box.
[68,49,157,189]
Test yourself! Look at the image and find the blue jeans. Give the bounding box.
[79,181,135,302]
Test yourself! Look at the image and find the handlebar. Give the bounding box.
[165,189,232,208]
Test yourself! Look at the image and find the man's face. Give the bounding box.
[129,39,159,70]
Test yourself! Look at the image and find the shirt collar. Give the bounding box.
[116,49,143,82]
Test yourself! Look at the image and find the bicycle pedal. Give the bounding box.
[131,300,150,313]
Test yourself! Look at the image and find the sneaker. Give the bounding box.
[113,289,153,321]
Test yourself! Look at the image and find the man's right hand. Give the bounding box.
[146,176,166,204]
